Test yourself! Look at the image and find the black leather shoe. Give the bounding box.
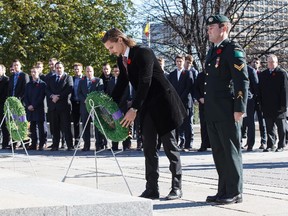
[67,146,75,151]
[276,148,284,152]
[165,189,182,200]
[259,144,265,149]
[263,147,275,152]
[197,147,207,152]
[50,147,58,151]
[216,194,243,205]
[139,189,159,199]
[206,194,222,202]
[247,148,253,152]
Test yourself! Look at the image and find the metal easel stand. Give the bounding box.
[2,104,37,176]
[62,99,132,196]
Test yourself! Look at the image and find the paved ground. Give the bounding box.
[1,124,288,215]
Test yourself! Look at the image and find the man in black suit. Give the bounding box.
[168,55,194,151]
[258,54,288,152]
[8,59,29,104]
[242,65,259,151]
[46,62,74,151]
[24,67,47,150]
[71,62,84,147]
[205,15,249,204]
[194,71,210,152]
[102,28,186,200]
[78,66,104,151]
[0,64,10,149]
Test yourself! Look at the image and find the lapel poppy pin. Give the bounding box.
[127,59,131,65]
[181,71,186,75]
[36,83,39,87]
[272,72,276,76]
[82,77,85,80]
[92,79,96,83]
[216,49,222,55]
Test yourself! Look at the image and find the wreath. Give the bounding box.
[85,91,128,142]
[4,97,29,141]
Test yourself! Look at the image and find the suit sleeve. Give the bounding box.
[32,83,46,109]
[228,42,249,113]
[59,75,73,99]
[280,69,288,111]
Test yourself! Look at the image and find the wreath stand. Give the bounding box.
[1,103,37,176]
[62,99,132,195]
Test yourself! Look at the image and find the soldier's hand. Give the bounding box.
[234,112,244,122]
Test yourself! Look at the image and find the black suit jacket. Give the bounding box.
[46,73,73,111]
[8,72,29,103]
[24,80,46,121]
[258,66,288,119]
[168,69,194,108]
[111,45,186,136]
[78,77,104,114]
[0,75,9,112]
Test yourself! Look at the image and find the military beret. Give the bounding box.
[206,15,230,25]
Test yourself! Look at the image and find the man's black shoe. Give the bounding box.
[50,147,58,151]
[139,189,159,199]
[259,144,265,149]
[276,147,284,152]
[216,194,243,205]
[263,147,275,152]
[67,146,75,151]
[206,194,222,202]
[197,147,207,152]
[165,189,182,200]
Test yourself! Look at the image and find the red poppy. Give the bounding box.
[92,79,96,83]
[127,58,131,64]
[82,77,85,80]
[181,71,186,75]
[272,72,276,76]
[36,83,39,87]
[216,49,222,55]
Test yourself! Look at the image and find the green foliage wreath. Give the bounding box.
[4,97,29,141]
[85,91,128,142]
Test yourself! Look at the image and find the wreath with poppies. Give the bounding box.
[85,91,128,142]
[4,97,29,141]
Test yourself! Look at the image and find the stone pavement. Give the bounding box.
[0,125,288,215]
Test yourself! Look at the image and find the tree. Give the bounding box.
[134,0,288,71]
[0,0,134,75]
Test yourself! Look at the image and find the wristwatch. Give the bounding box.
[130,107,138,113]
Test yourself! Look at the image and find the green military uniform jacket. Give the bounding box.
[204,39,249,121]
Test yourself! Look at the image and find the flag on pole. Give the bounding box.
[144,22,150,37]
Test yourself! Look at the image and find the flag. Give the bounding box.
[144,22,150,37]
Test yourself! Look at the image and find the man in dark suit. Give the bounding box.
[8,59,29,104]
[78,66,104,151]
[102,28,186,200]
[194,71,210,152]
[24,67,47,150]
[0,64,10,149]
[258,54,288,152]
[46,61,74,151]
[205,15,249,204]
[242,65,259,151]
[71,62,84,147]
[168,55,194,151]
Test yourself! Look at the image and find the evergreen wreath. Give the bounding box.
[4,97,29,141]
[85,91,128,142]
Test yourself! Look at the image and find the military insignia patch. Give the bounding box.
[234,63,245,71]
[234,50,244,58]
[208,17,214,23]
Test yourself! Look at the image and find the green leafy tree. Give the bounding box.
[0,0,134,75]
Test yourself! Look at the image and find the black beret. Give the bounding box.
[206,15,230,25]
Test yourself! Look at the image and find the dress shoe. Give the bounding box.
[216,194,243,205]
[38,146,44,151]
[165,189,182,200]
[263,147,275,152]
[50,147,58,151]
[139,189,159,199]
[259,144,265,149]
[82,147,90,151]
[247,147,253,152]
[276,148,284,152]
[198,147,207,152]
[206,194,222,202]
[67,146,75,151]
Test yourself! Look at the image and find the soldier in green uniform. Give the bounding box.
[204,15,249,204]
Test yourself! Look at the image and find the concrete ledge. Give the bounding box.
[0,169,152,216]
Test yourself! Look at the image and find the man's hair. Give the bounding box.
[185,55,194,63]
[102,62,110,67]
[219,22,232,33]
[73,62,83,68]
[55,61,64,67]
[175,54,185,61]
[112,64,119,68]
[49,58,58,62]
[102,28,136,47]
[13,59,21,64]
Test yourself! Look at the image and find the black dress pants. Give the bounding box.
[265,117,286,149]
[142,113,182,191]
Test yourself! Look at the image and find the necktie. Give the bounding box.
[13,73,19,96]
[122,56,128,73]
[56,75,60,82]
